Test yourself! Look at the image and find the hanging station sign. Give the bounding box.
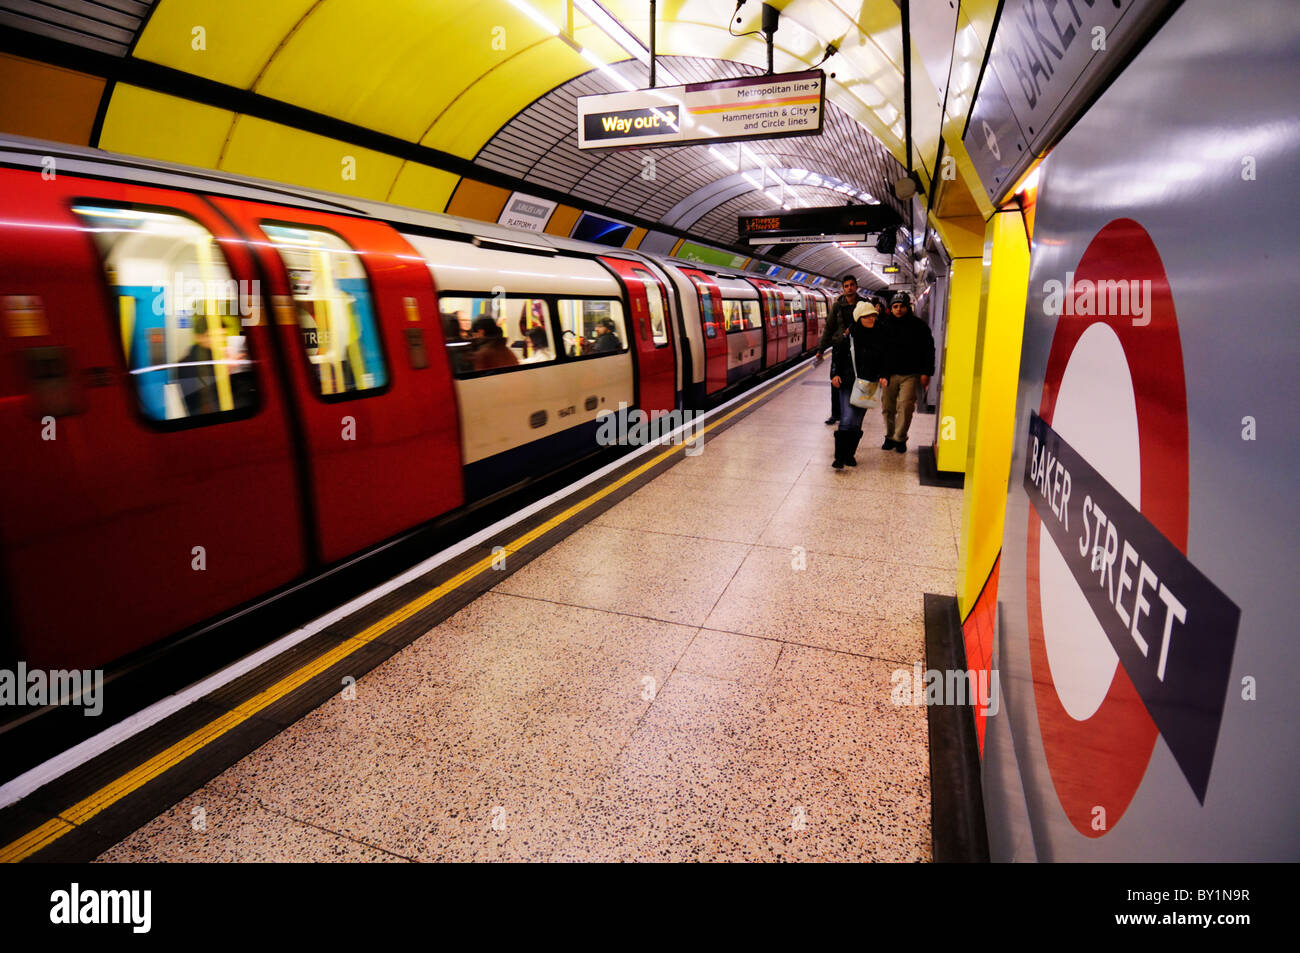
[577,70,825,150]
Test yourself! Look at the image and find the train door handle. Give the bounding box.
[529,410,547,429]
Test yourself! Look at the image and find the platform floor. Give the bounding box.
[98,377,962,862]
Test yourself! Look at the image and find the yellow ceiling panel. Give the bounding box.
[251,0,609,145]
[219,114,403,200]
[133,0,317,90]
[98,84,234,169]
[385,161,461,214]
[420,31,626,160]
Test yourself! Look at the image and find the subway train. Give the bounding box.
[0,136,842,676]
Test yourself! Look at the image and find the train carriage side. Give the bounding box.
[210,197,464,565]
[662,263,727,399]
[0,169,307,669]
[778,282,806,356]
[708,274,764,386]
[402,234,636,499]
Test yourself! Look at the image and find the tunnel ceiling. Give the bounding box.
[477,54,905,244]
[0,0,1001,283]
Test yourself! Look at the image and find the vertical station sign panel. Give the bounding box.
[577,70,825,150]
[985,0,1300,860]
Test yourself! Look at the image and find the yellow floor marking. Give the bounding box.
[1,363,810,861]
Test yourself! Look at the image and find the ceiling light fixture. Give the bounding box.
[572,0,683,85]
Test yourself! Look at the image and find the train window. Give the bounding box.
[722,298,757,333]
[260,223,388,398]
[697,290,719,339]
[437,295,555,376]
[631,269,669,347]
[71,204,257,423]
[557,298,627,356]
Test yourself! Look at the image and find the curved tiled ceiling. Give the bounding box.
[477,54,906,238]
[0,0,1001,284]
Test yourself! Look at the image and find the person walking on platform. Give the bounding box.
[814,274,864,424]
[829,300,889,469]
[880,292,935,453]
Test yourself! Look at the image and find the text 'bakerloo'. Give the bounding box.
[1024,411,1240,801]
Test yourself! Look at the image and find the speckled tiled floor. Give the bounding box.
[97,377,960,863]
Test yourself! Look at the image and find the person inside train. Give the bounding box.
[814,274,863,425]
[879,291,935,453]
[442,311,473,374]
[592,316,622,353]
[526,326,553,362]
[469,315,519,371]
[829,300,890,469]
[177,311,253,416]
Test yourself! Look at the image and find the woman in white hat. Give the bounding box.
[828,300,890,469]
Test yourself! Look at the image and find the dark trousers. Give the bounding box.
[830,381,840,418]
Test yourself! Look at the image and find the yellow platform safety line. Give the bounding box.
[0,362,812,863]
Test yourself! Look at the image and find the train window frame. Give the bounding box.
[629,266,670,349]
[437,292,561,380]
[554,295,630,361]
[70,198,265,432]
[687,277,720,340]
[722,297,763,334]
[259,219,394,405]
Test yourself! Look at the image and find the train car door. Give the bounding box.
[211,199,463,564]
[598,256,675,415]
[748,279,782,368]
[785,286,806,355]
[0,170,304,669]
[676,267,727,395]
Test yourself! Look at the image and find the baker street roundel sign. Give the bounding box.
[1023,219,1241,836]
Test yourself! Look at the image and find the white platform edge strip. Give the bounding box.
[0,359,814,809]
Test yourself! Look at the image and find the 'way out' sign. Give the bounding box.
[577,70,825,150]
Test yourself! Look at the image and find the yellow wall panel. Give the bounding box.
[956,207,1030,617]
[133,0,317,89]
[219,115,402,200]
[444,178,511,222]
[545,205,582,237]
[97,85,234,170]
[0,54,104,145]
[935,255,981,472]
[624,227,648,249]
[385,162,461,215]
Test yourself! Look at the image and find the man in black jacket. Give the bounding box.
[880,291,935,453]
[814,274,863,424]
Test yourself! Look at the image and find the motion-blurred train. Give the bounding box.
[0,136,840,674]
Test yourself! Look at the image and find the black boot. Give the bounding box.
[832,430,847,469]
[844,429,863,466]
[882,437,896,450]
